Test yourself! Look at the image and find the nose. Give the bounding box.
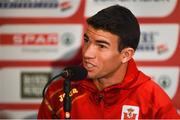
[83,43,96,59]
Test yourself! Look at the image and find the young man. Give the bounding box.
[38,5,180,119]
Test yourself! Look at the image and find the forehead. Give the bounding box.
[85,25,119,42]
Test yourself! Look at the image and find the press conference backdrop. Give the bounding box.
[0,0,180,119]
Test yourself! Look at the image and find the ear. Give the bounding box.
[121,48,134,63]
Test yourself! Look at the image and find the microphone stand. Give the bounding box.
[63,78,71,119]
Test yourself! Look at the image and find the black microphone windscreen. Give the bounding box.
[64,65,87,81]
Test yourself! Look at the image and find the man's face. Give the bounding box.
[82,25,123,79]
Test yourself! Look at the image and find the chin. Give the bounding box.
[87,74,94,79]
[87,74,99,80]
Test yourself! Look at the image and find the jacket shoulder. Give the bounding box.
[137,71,173,107]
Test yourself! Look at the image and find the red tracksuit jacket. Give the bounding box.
[38,59,180,119]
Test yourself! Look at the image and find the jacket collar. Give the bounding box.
[80,58,146,91]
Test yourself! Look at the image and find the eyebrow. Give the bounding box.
[84,33,110,46]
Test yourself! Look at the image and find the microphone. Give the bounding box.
[60,65,88,80]
[42,65,87,98]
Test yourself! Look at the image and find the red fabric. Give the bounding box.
[38,59,180,119]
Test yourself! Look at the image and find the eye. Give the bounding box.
[96,40,110,50]
[84,37,89,43]
[83,34,89,43]
[98,44,107,49]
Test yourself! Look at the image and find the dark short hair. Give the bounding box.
[87,5,140,51]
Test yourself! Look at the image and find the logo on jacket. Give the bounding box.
[59,88,78,102]
[121,105,139,120]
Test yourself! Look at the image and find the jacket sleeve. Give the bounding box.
[37,79,64,119]
[155,101,180,118]
[37,98,55,119]
[152,83,180,118]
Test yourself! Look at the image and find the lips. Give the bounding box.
[83,61,95,71]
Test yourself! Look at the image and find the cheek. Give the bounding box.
[82,45,86,53]
[100,53,117,64]
[82,46,88,58]
[103,51,120,61]
[102,54,121,68]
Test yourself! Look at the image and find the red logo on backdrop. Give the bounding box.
[0,33,58,45]
[157,44,168,54]
[59,0,72,11]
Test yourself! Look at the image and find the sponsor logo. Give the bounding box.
[85,0,177,17]
[59,0,72,11]
[59,88,78,102]
[137,31,169,54]
[121,105,139,120]
[0,0,71,10]
[137,31,157,52]
[156,43,168,54]
[21,72,51,98]
[0,24,83,61]
[134,24,179,61]
[0,33,59,45]
[0,0,81,17]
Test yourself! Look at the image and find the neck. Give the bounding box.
[93,62,128,91]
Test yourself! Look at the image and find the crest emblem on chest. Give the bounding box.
[121,105,139,120]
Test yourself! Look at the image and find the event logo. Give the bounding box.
[85,0,177,17]
[134,24,179,61]
[121,105,139,120]
[158,75,171,89]
[21,72,51,98]
[0,67,58,103]
[0,0,81,17]
[61,32,75,46]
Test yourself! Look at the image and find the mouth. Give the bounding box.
[83,61,96,71]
